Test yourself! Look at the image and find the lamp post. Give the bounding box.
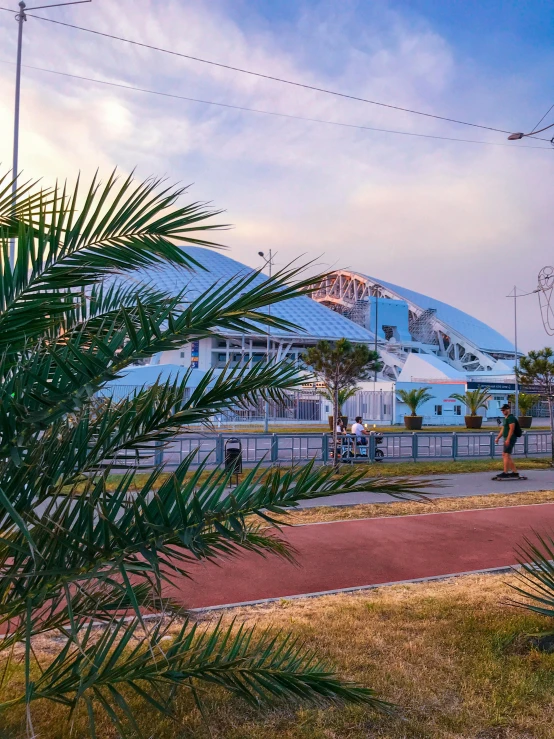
[373,283,380,384]
[258,250,274,433]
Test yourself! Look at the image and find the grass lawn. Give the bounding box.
[4,574,554,738]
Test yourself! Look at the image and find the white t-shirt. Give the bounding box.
[351,422,365,438]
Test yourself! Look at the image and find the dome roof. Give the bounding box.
[367,276,514,354]
[130,247,375,343]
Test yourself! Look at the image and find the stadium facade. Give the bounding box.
[111,247,518,424]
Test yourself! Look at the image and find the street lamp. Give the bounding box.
[507,122,554,141]
[258,250,274,433]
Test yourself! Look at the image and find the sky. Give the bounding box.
[0,0,553,351]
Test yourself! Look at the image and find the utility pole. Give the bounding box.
[258,250,274,433]
[507,285,540,417]
[9,0,92,268]
[513,284,519,417]
[10,2,26,268]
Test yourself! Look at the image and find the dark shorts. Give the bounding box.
[503,439,516,455]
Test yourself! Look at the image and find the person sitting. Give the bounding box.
[336,419,346,434]
[351,416,368,446]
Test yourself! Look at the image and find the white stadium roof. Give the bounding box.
[130,247,376,343]
[367,276,514,354]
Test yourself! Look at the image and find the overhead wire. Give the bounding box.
[0,5,545,140]
[529,101,554,134]
[1,59,552,150]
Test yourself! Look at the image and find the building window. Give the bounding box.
[180,351,185,359]
[454,405,462,416]
[434,405,443,416]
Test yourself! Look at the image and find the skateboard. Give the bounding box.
[491,474,528,481]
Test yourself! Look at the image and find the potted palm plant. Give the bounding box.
[509,392,535,428]
[323,385,357,429]
[450,388,491,429]
[397,387,434,430]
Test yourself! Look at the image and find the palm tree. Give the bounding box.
[397,387,434,416]
[508,392,536,418]
[450,388,491,428]
[450,388,491,416]
[0,170,424,735]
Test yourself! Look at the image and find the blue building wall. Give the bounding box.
[395,381,467,425]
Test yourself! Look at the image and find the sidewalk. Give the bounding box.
[300,469,554,507]
[171,502,554,609]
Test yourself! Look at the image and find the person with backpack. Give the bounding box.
[495,403,522,478]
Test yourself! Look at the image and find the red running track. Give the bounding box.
[168,504,554,609]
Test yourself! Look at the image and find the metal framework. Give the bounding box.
[311,271,505,376]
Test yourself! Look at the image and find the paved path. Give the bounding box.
[300,469,554,508]
[172,503,554,609]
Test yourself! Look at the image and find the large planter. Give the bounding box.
[404,415,423,430]
[519,416,532,429]
[328,415,348,430]
[465,415,483,429]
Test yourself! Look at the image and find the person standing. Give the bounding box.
[495,403,520,478]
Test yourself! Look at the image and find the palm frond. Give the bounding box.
[0,168,411,733]
[509,532,554,620]
[0,615,388,728]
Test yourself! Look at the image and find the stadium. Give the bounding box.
[109,247,518,425]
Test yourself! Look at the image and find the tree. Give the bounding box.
[450,388,491,416]
[303,339,382,466]
[397,387,434,416]
[0,171,423,735]
[517,347,554,463]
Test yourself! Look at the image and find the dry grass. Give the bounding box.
[280,489,554,525]
[4,574,554,738]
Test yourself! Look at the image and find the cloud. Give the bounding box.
[0,0,551,349]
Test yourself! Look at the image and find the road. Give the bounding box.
[172,503,554,610]
[299,468,554,508]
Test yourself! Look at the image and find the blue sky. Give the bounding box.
[0,0,552,349]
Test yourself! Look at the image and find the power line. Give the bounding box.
[2,59,552,150]
[0,6,540,140]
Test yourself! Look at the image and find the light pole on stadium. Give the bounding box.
[258,250,274,433]
[9,0,92,268]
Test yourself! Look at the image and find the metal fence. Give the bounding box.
[341,390,394,424]
[112,430,552,469]
[101,385,323,423]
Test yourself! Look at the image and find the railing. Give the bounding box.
[111,430,552,469]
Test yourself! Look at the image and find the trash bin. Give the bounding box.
[224,438,243,476]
